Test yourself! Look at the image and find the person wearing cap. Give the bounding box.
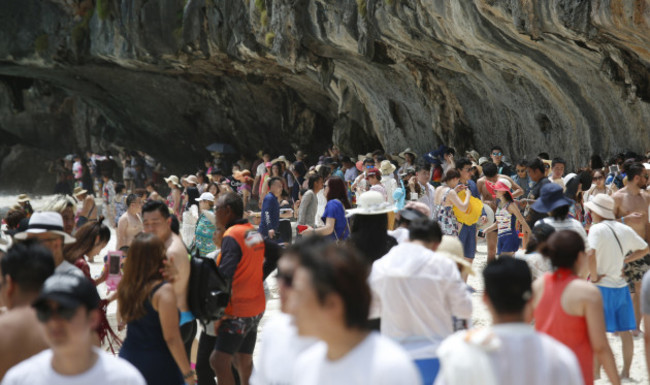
[14,212,83,277]
[193,192,217,257]
[532,183,589,254]
[482,179,531,257]
[586,194,648,379]
[455,157,486,262]
[141,200,196,358]
[116,193,143,250]
[478,162,524,262]
[73,187,98,229]
[16,194,33,218]
[365,167,387,201]
[388,202,430,244]
[612,162,650,334]
[2,273,145,385]
[397,149,417,176]
[532,230,620,385]
[0,241,54,379]
[437,258,583,385]
[165,175,183,218]
[369,218,472,384]
[351,157,376,197]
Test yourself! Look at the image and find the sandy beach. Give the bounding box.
[1,194,647,384]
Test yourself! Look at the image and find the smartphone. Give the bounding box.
[106,251,124,291]
[478,230,486,238]
[609,165,617,174]
[297,225,308,234]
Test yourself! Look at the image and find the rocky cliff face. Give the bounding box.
[0,0,649,191]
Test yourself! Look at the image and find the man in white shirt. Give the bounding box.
[13,212,83,277]
[585,194,649,379]
[436,258,583,385]
[2,274,145,385]
[369,219,472,384]
[250,241,317,385]
[410,163,436,219]
[288,239,420,385]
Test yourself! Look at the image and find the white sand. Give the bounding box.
[1,194,646,383]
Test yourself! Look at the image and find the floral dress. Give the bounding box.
[435,188,458,236]
[194,211,216,257]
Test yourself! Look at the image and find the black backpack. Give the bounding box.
[187,250,231,328]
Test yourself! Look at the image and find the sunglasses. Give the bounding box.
[276,271,293,287]
[365,165,374,169]
[34,303,79,322]
[492,152,502,156]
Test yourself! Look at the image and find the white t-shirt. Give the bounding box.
[387,227,410,244]
[436,324,583,385]
[514,250,552,281]
[293,332,420,385]
[369,243,472,359]
[417,182,436,220]
[588,220,648,288]
[251,313,317,385]
[534,217,590,251]
[1,347,145,385]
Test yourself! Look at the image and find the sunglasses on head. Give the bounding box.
[276,271,293,287]
[492,152,502,156]
[34,303,79,322]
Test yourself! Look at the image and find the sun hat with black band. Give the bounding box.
[13,211,76,244]
[584,194,616,220]
[33,273,100,311]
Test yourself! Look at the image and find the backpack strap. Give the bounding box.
[604,222,624,258]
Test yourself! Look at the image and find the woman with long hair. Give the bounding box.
[63,219,111,285]
[165,175,183,218]
[305,176,351,241]
[118,233,195,385]
[531,230,620,385]
[433,169,470,236]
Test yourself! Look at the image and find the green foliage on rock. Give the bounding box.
[265,32,275,47]
[96,0,111,20]
[34,34,49,53]
[260,10,269,28]
[356,0,367,18]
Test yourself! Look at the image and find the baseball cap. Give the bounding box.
[196,192,215,202]
[365,168,380,179]
[33,274,100,311]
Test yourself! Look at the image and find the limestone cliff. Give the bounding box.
[0,0,649,191]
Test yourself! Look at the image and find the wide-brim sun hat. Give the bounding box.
[531,183,574,213]
[346,191,395,217]
[399,148,417,159]
[584,194,616,220]
[379,160,396,176]
[477,204,495,231]
[17,194,30,203]
[453,190,484,225]
[164,175,182,188]
[478,157,490,166]
[271,156,291,168]
[485,179,514,200]
[13,211,76,244]
[436,235,475,276]
[183,175,199,185]
[72,187,87,197]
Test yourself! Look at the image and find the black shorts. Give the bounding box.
[214,313,263,355]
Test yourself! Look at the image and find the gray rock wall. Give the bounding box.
[0,0,649,191]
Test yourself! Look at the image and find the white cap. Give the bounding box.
[196,192,215,202]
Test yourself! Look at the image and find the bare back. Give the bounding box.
[0,307,48,379]
[117,212,143,249]
[166,232,190,312]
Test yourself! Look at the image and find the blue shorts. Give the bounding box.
[597,286,636,332]
[414,358,439,385]
[497,232,520,254]
[458,224,477,259]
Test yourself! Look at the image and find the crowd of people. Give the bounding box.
[1,144,650,384]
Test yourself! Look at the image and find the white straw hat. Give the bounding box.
[14,211,76,244]
[346,191,394,217]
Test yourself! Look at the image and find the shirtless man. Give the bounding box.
[477,162,524,262]
[142,200,195,357]
[74,188,98,229]
[145,181,163,202]
[613,162,650,333]
[0,240,54,379]
[117,194,143,250]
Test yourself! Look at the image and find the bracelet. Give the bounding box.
[183,370,195,380]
